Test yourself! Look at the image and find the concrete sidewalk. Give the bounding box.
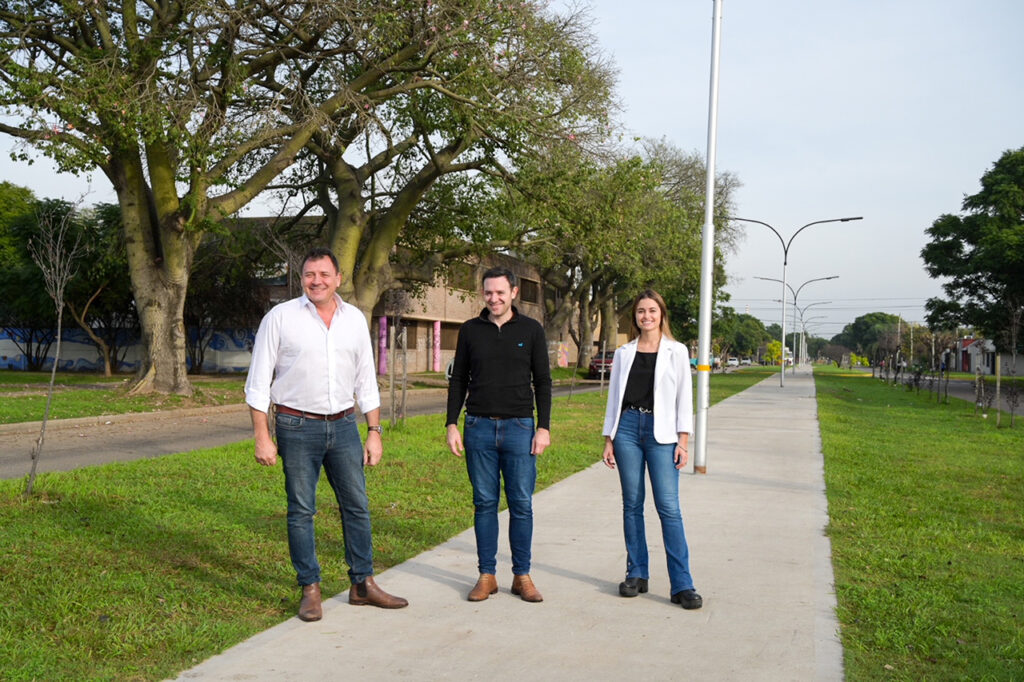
[175,371,842,681]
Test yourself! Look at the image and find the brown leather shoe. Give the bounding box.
[511,574,543,602]
[348,576,408,609]
[467,574,498,601]
[298,582,322,621]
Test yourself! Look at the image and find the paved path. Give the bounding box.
[174,371,844,682]
[0,384,600,479]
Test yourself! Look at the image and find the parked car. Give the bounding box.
[740,358,752,366]
[726,357,739,367]
[588,351,614,379]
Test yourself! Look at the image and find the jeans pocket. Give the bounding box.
[512,417,535,431]
[275,412,303,430]
[464,415,479,428]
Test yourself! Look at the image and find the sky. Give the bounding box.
[574,0,1024,340]
[1,1,1022,341]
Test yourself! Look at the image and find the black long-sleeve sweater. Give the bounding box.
[445,307,552,429]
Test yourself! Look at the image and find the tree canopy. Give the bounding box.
[921,146,1024,360]
[830,311,901,360]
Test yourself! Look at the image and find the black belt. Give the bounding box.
[623,405,653,414]
[275,405,355,421]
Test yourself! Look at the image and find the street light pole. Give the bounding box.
[692,0,724,475]
[734,216,862,386]
[753,275,838,373]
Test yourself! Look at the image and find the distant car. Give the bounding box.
[726,357,739,367]
[588,351,614,379]
[740,358,752,366]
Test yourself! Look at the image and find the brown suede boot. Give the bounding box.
[467,574,498,601]
[298,582,322,622]
[348,576,408,609]
[511,574,543,602]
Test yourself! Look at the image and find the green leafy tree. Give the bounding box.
[5,2,604,393]
[831,312,901,361]
[65,203,139,376]
[0,199,65,370]
[922,147,1024,377]
[184,228,280,373]
[256,1,615,319]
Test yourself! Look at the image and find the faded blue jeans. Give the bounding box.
[463,415,537,576]
[275,411,374,586]
[612,408,695,594]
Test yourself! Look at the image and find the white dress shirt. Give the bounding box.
[601,337,694,443]
[245,293,380,416]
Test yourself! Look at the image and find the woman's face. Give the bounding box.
[635,298,662,334]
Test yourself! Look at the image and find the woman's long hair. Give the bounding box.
[629,289,675,341]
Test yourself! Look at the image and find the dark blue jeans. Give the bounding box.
[612,408,695,594]
[275,411,373,586]
[463,415,537,576]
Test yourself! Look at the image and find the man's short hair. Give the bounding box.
[481,266,518,290]
[302,247,340,274]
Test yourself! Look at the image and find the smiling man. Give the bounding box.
[446,266,552,603]
[245,247,407,622]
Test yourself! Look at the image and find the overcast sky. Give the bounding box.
[2,1,1021,340]
[576,0,1023,339]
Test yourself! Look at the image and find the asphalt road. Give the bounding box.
[0,384,600,480]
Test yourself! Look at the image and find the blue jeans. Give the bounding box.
[612,408,695,594]
[275,412,373,586]
[463,415,537,576]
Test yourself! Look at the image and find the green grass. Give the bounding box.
[0,375,247,424]
[1,371,765,681]
[815,366,1024,680]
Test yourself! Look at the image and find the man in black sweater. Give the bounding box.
[446,267,552,603]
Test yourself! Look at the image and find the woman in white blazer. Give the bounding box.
[601,289,701,609]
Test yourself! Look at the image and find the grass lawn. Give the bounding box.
[815,366,1024,680]
[1,371,765,681]
[0,374,247,424]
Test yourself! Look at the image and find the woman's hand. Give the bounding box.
[675,436,689,470]
[602,439,616,469]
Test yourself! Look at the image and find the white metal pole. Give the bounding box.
[779,265,787,387]
[693,0,724,475]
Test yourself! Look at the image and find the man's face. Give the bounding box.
[302,256,342,306]
[482,276,518,319]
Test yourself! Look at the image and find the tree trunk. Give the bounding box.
[69,292,114,377]
[600,290,618,350]
[577,291,595,369]
[112,155,195,396]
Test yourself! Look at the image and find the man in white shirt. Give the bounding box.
[245,247,407,621]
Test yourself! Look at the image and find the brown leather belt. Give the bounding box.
[275,405,355,421]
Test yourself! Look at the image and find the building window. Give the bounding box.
[520,278,539,304]
[441,322,461,350]
[398,320,419,350]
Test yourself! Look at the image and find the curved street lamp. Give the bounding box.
[735,215,861,386]
[754,275,838,373]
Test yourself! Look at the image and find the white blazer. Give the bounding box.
[601,337,694,444]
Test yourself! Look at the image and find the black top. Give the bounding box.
[622,351,656,412]
[445,306,553,429]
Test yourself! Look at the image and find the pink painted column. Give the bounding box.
[433,320,442,372]
[378,316,388,375]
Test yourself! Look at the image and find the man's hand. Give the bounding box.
[446,424,464,457]
[531,427,551,456]
[364,430,383,466]
[254,434,277,466]
[251,407,277,466]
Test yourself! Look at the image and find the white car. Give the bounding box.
[726,357,739,367]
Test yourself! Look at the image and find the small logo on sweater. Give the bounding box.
[517,342,524,347]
